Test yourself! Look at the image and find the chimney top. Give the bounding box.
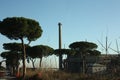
[58,22,62,26]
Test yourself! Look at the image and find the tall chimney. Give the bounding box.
[58,22,62,49]
[58,22,62,70]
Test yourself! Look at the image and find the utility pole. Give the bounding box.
[58,22,62,70]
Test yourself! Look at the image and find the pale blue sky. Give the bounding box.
[0,0,120,67]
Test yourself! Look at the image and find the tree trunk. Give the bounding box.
[30,58,36,70]
[16,64,19,75]
[82,54,86,74]
[21,38,26,79]
[59,53,63,70]
[58,49,63,70]
[13,66,15,75]
[82,57,85,74]
[16,53,19,74]
[39,57,42,68]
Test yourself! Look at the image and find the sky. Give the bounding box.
[0,0,120,68]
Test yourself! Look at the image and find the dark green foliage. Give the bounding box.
[69,41,100,56]
[27,45,54,58]
[53,49,76,70]
[26,45,54,68]
[0,17,43,77]
[1,43,29,60]
[1,51,22,60]
[1,51,21,64]
[1,51,21,74]
[87,50,101,56]
[0,66,5,70]
[38,45,54,57]
[69,41,98,51]
[68,41,101,73]
[0,17,43,41]
[0,21,1,32]
[26,46,38,59]
[3,43,30,52]
[54,49,76,56]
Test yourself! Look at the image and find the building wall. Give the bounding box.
[65,55,100,73]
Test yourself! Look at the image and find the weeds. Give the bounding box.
[16,69,120,80]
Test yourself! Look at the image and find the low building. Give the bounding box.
[87,63,106,73]
[63,54,111,73]
[63,54,100,73]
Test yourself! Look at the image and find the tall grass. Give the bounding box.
[16,69,120,80]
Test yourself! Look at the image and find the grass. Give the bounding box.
[16,69,120,80]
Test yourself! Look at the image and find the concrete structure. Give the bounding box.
[63,54,113,73]
[63,53,100,73]
[58,22,62,70]
[87,63,106,73]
